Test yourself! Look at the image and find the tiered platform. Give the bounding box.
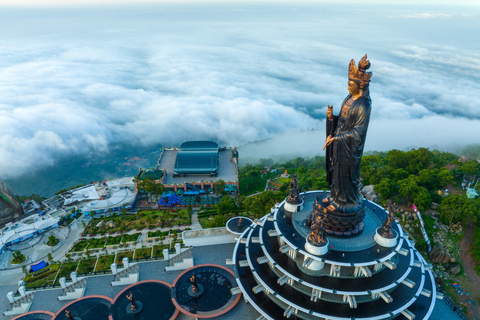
[232,191,440,320]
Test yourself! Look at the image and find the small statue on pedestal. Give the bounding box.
[286,174,302,205]
[65,309,81,320]
[379,203,396,239]
[190,274,199,293]
[308,220,327,246]
[187,273,204,297]
[126,290,143,314]
[126,291,138,312]
[238,217,243,228]
[65,309,74,320]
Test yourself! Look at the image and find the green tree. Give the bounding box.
[439,194,479,225]
[398,175,420,203]
[47,235,57,246]
[412,187,431,212]
[374,178,396,202]
[12,251,25,263]
[217,196,237,215]
[462,160,480,175]
[47,253,53,262]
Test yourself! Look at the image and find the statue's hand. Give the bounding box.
[327,105,333,120]
[323,135,334,150]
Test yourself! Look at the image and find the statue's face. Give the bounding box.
[348,80,360,96]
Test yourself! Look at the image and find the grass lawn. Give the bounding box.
[95,255,115,272]
[116,251,134,266]
[54,261,79,284]
[239,176,265,195]
[152,245,168,258]
[76,258,97,274]
[134,248,151,260]
[278,177,291,184]
[24,263,61,288]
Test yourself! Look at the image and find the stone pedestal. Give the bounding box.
[70,272,77,283]
[304,239,328,271]
[7,292,15,303]
[374,228,398,248]
[284,199,304,213]
[187,284,204,298]
[163,249,169,260]
[59,277,67,289]
[122,257,129,269]
[175,243,181,255]
[126,301,143,314]
[111,263,117,274]
[313,196,365,237]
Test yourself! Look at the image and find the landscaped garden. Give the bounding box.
[11,251,26,264]
[24,263,61,288]
[76,258,97,275]
[88,238,105,249]
[123,233,141,242]
[116,251,134,266]
[54,261,79,284]
[46,235,60,247]
[95,255,115,273]
[134,248,151,260]
[147,230,169,239]
[152,244,169,258]
[82,209,192,236]
[70,239,90,252]
[105,235,122,246]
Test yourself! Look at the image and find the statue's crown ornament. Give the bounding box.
[348,54,372,85]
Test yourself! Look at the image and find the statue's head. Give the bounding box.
[348,54,372,97]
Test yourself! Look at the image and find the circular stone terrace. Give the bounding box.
[226,217,253,235]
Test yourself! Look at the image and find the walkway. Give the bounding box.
[458,223,480,319]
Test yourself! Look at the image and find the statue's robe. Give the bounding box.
[326,94,371,213]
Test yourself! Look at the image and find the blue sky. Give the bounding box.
[0,3,479,177]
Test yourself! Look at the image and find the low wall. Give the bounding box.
[182,227,236,247]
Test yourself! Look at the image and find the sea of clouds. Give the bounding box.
[0,3,480,178]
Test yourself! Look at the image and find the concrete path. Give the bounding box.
[190,208,203,230]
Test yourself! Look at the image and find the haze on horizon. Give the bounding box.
[1,2,480,180]
[1,0,479,6]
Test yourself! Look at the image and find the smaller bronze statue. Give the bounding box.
[379,203,396,239]
[126,291,138,312]
[65,309,74,320]
[190,274,199,293]
[238,217,243,228]
[308,220,328,246]
[286,174,302,205]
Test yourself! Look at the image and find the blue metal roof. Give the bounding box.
[174,141,219,174]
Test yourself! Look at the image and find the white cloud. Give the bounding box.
[0,3,479,178]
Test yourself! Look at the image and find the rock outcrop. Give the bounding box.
[429,245,451,264]
[361,185,380,203]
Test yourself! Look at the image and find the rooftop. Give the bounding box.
[159,148,237,185]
